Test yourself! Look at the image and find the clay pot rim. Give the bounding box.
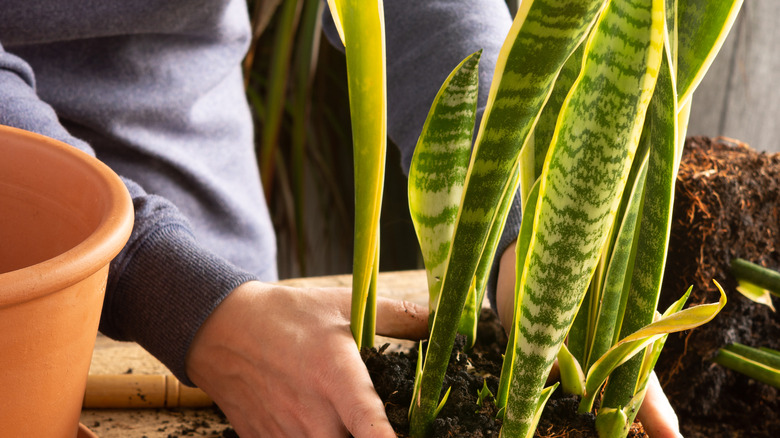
[0,125,134,307]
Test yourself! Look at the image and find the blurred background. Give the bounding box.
[243,0,421,279]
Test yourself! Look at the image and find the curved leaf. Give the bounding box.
[409,50,482,313]
[580,282,726,412]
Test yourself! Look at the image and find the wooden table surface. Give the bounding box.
[80,270,429,437]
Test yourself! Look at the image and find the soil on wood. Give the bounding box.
[364,309,647,438]
[656,136,780,438]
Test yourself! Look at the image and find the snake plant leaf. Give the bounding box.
[735,281,776,312]
[599,28,679,411]
[409,50,481,315]
[433,386,452,418]
[502,0,664,435]
[557,343,585,397]
[340,0,387,349]
[634,285,695,388]
[409,1,606,435]
[586,159,649,369]
[731,258,780,295]
[408,343,424,419]
[714,347,780,389]
[722,343,780,370]
[595,385,649,438]
[581,282,727,413]
[462,164,521,348]
[532,43,585,181]
[258,0,300,198]
[676,0,744,105]
[761,346,780,357]
[526,383,559,438]
[496,178,541,413]
[570,123,652,369]
[594,407,629,438]
[476,379,495,408]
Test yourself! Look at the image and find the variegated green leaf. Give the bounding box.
[581,283,726,413]
[585,157,649,370]
[570,124,651,370]
[462,164,521,348]
[341,0,387,349]
[409,50,481,314]
[526,383,559,438]
[600,29,679,411]
[502,0,665,435]
[409,1,606,435]
[676,0,743,105]
[532,43,585,180]
[497,178,541,413]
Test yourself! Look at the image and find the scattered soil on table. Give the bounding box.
[656,136,780,438]
[364,309,647,438]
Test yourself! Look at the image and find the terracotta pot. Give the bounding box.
[0,126,133,437]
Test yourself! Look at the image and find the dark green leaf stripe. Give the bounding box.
[409,51,481,311]
[502,0,664,435]
[409,1,606,435]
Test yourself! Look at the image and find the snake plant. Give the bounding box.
[331,0,741,436]
[405,0,740,436]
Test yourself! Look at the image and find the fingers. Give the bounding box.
[323,341,398,438]
[637,372,682,438]
[374,296,429,340]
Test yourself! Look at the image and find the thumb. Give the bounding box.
[375,297,429,340]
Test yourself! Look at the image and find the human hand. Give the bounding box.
[185,281,428,438]
[495,241,682,437]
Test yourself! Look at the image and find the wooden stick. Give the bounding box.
[83,375,213,409]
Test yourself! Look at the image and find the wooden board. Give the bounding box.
[80,270,429,437]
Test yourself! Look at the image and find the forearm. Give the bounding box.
[0,43,256,385]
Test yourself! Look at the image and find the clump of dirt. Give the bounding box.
[657,136,780,438]
[363,310,504,438]
[365,309,646,438]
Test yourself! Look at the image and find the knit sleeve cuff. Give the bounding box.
[100,221,257,386]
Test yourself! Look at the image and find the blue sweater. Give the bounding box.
[0,0,519,385]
